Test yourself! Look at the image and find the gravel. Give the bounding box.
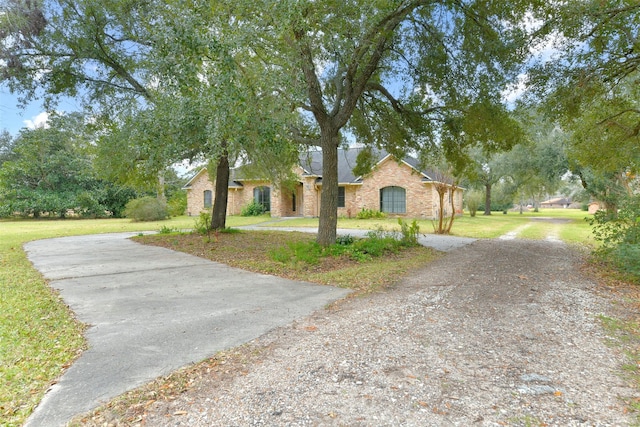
[136,239,635,426]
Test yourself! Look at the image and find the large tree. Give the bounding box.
[529,2,640,178]
[0,113,136,217]
[0,0,177,198]
[148,3,300,229]
[1,0,299,229]
[220,0,539,245]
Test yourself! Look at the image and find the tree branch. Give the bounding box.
[292,28,327,123]
[288,125,321,146]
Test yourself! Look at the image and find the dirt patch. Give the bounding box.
[81,238,637,426]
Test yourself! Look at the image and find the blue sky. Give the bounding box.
[0,86,83,136]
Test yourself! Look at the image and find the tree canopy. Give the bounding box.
[0,114,136,217]
[213,0,540,244]
[529,1,640,178]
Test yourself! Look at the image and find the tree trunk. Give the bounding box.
[437,189,445,233]
[317,130,340,246]
[484,182,492,215]
[446,187,457,234]
[156,172,166,203]
[211,145,230,230]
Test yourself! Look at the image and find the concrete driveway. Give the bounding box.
[23,233,351,427]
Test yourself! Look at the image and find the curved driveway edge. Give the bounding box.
[23,233,351,427]
[239,225,477,252]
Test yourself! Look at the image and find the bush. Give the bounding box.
[167,190,187,217]
[465,191,483,217]
[123,196,168,221]
[75,191,107,218]
[241,201,265,216]
[356,207,387,219]
[589,195,640,282]
[158,225,179,234]
[612,244,640,278]
[193,211,211,235]
[335,234,354,245]
[398,218,420,246]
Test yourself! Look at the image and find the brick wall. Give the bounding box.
[185,170,272,216]
[356,157,435,218]
[185,170,211,216]
[186,161,463,219]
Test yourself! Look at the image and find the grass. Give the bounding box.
[0,215,267,427]
[135,230,437,293]
[266,209,595,243]
[0,208,608,425]
[599,314,640,422]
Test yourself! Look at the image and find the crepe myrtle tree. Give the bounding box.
[218,0,541,245]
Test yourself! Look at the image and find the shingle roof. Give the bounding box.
[298,148,433,184]
[183,148,434,188]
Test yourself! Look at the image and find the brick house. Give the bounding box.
[183,148,463,219]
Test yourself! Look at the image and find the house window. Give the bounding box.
[380,186,406,214]
[253,186,271,212]
[203,190,212,209]
[338,186,346,208]
[292,191,297,212]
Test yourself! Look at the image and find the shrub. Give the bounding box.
[123,196,168,221]
[167,190,187,217]
[335,234,354,245]
[193,211,211,235]
[158,225,179,234]
[612,244,640,279]
[589,195,640,282]
[241,201,265,216]
[465,190,483,217]
[398,218,420,246]
[356,207,387,219]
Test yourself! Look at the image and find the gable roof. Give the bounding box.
[182,167,244,189]
[299,148,434,184]
[183,148,435,189]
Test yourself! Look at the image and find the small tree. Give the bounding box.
[431,169,459,235]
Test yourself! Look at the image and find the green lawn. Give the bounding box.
[0,215,265,426]
[0,209,595,425]
[265,209,596,244]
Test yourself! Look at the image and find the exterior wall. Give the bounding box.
[235,180,271,214]
[185,170,212,216]
[355,157,434,218]
[185,170,272,216]
[337,185,359,218]
[272,183,304,217]
[185,160,463,219]
[429,185,464,218]
[301,176,320,217]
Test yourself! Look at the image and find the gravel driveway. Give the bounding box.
[86,238,636,426]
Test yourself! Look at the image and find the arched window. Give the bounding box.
[380,186,406,214]
[253,186,271,212]
[203,190,212,209]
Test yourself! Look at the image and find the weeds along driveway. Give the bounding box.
[23,232,351,427]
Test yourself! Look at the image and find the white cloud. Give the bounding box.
[24,111,50,129]
[502,73,529,105]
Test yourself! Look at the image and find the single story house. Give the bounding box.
[540,197,579,209]
[183,148,463,219]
